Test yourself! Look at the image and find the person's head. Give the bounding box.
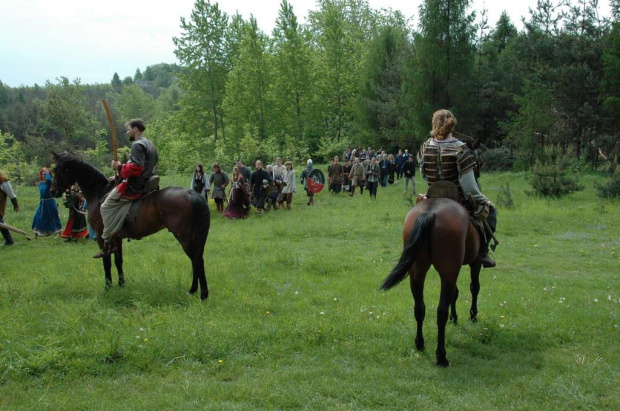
[276,157,282,166]
[431,109,457,140]
[236,159,244,167]
[388,154,394,161]
[285,160,293,170]
[266,165,273,173]
[212,162,221,173]
[371,155,376,162]
[255,160,263,170]
[407,155,414,162]
[334,156,340,163]
[126,119,146,141]
[196,163,204,174]
[398,149,403,155]
[38,167,50,181]
[307,159,313,167]
[354,157,360,163]
[232,166,240,177]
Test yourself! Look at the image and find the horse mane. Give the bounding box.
[55,153,110,192]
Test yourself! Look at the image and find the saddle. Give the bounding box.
[125,175,160,227]
[416,181,460,204]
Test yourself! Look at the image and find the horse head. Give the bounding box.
[50,151,76,198]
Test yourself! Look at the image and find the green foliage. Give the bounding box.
[114,85,155,121]
[42,77,90,142]
[173,0,229,143]
[81,129,111,171]
[0,129,29,183]
[402,0,477,140]
[481,146,517,171]
[594,173,620,198]
[496,182,515,208]
[528,145,584,197]
[315,136,351,163]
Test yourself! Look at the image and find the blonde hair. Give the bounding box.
[430,109,457,140]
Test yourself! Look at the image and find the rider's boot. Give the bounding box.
[93,240,117,258]
[475,239,496,268]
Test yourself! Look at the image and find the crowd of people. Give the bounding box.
[191,157,299,219]
[326,148,417,199]
[184,148,418,222]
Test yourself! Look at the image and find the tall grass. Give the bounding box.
[1,170,618,409]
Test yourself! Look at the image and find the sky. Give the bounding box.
[1,0,613,88]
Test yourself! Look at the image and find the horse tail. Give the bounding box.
[381,211,435,291]
[189,192,210,257]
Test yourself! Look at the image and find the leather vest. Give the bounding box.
[419,138,477,209]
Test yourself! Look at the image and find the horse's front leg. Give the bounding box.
[98,237,113,290]
[410,265,428,352]
[469,263,482,322]
[114,239,124,287]
[449,286,459,324]
[436,275,457,367]
[102,254,113,290]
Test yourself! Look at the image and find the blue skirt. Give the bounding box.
[32,198,62,236]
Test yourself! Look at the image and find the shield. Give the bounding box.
[307,169,325,194]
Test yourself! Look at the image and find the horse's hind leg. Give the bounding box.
[114,240,124,287]
[410,262,429,351]
[436,275,458,367]
[450,286,459,324]
[179,236,208,300]
[469,263,482,322]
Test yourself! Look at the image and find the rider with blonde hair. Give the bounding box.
[418,109,497,267]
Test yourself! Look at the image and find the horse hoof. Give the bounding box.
[436,358,450,367]
[188,289,197,295]
[415,339,425,351]
[470,317,478,323]
[200,293,209,300]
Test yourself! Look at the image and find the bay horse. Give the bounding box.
[381,183,483,367]
[51,152,211,299]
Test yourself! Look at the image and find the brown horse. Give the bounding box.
[381,192,483,367]
[51,152,211,299]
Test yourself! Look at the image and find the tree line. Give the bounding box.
[1,0,619,179]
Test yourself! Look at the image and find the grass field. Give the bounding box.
[1,170,618,409]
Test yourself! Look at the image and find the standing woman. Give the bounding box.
[190,163,209,199]
[223,166,250,219]
[281,160,296,209]
[61,183,89,241]
[32,167,62,237]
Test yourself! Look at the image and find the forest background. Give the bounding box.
[1,0,619,180]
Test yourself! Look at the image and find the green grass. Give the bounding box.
[1,171,618,409]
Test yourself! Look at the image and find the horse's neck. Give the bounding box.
[73,164,108,205]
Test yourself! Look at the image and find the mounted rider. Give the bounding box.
[417,109,497,268]
[93,118,158,258]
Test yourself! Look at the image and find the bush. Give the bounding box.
[315,136,352,164]
[481,147,517,171]
[527,145,584,198]
[595,173,620,198]
[496,183,515,209]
